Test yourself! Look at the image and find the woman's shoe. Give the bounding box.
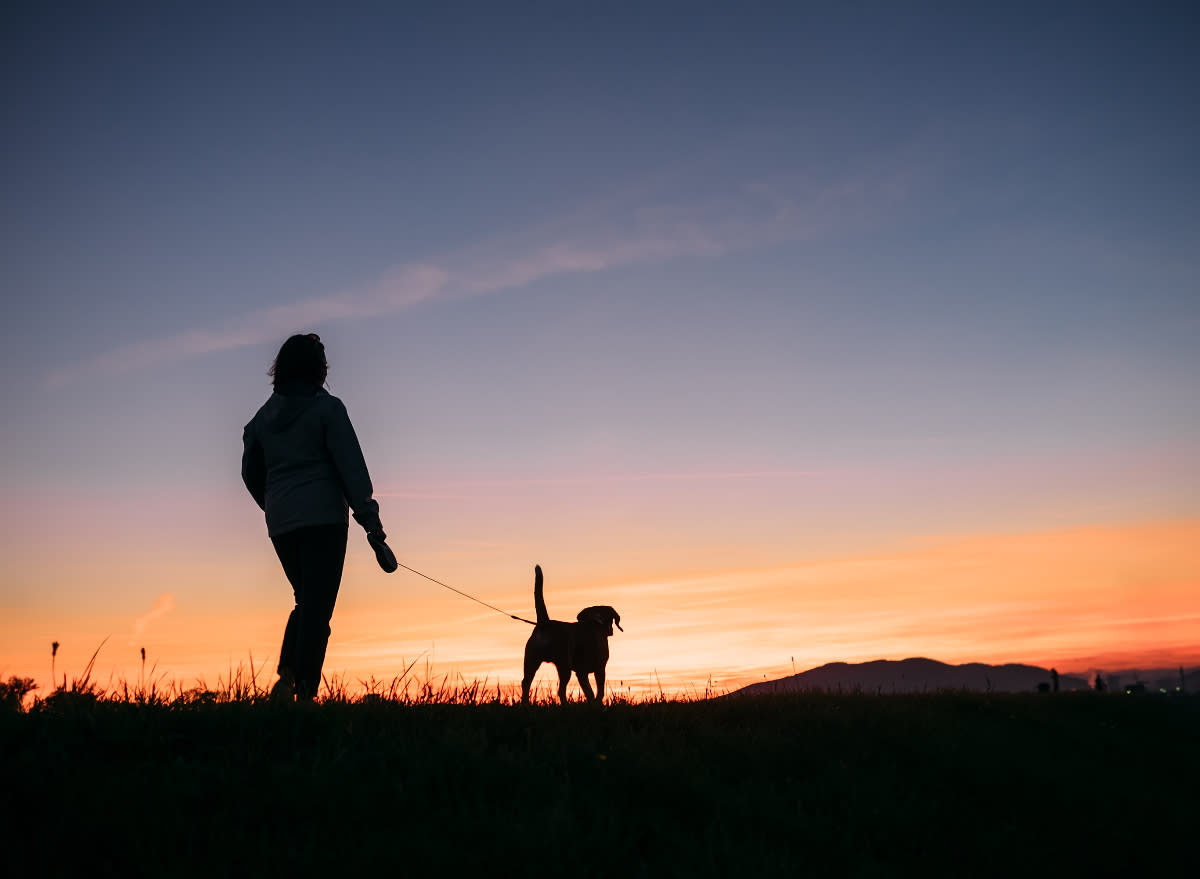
[270,668,296,704]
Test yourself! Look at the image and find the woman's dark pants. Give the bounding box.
[271,523,348,699]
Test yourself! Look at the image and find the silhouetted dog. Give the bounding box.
[521,565,622,704]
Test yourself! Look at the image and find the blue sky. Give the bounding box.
[2,2,1198,691]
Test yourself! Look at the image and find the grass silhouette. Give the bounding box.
[2,646,1195,876]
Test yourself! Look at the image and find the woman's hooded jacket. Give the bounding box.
[242,383,382,538]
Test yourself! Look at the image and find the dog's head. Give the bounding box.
[576,605,623,636]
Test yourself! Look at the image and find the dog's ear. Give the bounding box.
[611,608,622,632]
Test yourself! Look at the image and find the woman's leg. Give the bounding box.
[271,531,305,686]
[293,523,347,699]
[271,523,349,700]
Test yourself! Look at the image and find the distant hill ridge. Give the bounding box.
[728,657,1092,697]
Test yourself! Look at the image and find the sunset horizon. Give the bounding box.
[7,514,1197,701]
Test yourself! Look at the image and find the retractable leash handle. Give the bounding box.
[367,530,398,573]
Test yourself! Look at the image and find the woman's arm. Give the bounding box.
[324,398,383,533]
[241,423,267,511]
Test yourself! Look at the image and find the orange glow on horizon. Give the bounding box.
[3,518,1198,699]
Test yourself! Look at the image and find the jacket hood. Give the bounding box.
[261,384,325,432]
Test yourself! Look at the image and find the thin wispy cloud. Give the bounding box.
[43,265,450,387]
[45,164,909,387]
[374,469,822,496]
[130,592,175,646]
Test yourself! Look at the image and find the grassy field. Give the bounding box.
[2,684,1195,877]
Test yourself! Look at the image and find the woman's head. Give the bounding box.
[269,333,328,389]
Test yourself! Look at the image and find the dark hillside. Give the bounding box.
[729,657,1090,695]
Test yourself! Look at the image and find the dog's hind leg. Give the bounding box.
[576,671,596,702]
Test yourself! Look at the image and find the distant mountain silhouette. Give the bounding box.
[727,657,1090,697]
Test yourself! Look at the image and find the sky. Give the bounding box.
[2,1,1198,699]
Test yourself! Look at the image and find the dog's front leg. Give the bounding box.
[576,671,596,702]
[594,667,606,702]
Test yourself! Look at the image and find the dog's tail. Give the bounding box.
[534,564,549,625]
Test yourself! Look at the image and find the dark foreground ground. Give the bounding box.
[3,691,1196,877]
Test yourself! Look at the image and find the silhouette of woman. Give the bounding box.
[241,333,387,701]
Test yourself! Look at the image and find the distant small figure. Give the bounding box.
[1050,668,1059,693]
[1093,673,1107,692]
[242,333,387,702]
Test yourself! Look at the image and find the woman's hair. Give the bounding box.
[269,333,328,389]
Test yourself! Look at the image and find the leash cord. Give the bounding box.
[396,561,536,625]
